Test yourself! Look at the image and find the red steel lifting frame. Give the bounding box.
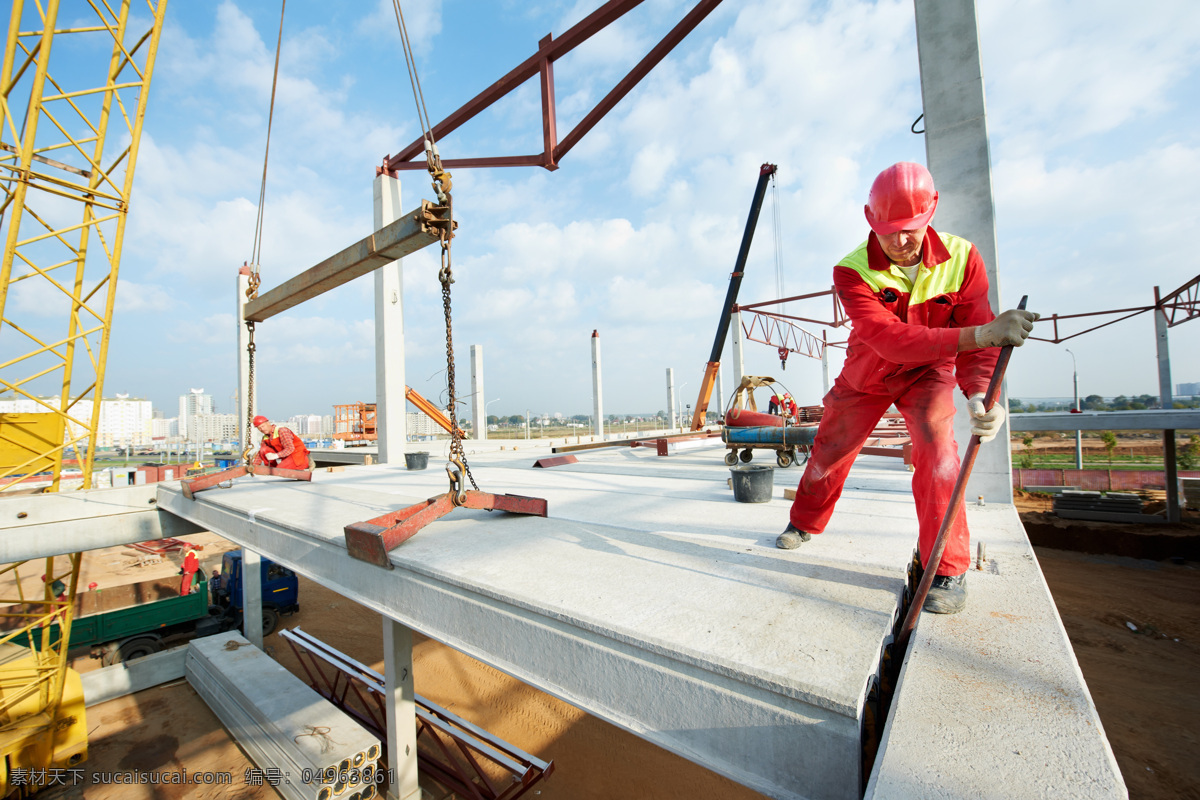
[180,464,312,500]
[344,492,548,569]
[280,627,553,800]
[381,0,725,174]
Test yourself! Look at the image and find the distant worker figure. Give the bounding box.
[252,415,314,471]
[777,162,1039,614]
[781,393,799,422]
[179,550,199,595]
[209,568,224,604]
[768,392,782,415]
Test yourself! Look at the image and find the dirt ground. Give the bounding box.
[43,500,1200,800]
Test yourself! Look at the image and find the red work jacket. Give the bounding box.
[833,227,999,398]
[258,425,311,471]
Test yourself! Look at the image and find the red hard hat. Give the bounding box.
[252,415,269,426]
[864,162,938,235]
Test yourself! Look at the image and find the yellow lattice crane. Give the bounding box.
[0,1,167,793]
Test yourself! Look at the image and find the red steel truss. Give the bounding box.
[382,0,725,174]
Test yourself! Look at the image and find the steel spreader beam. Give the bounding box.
[243,201,449,322]
[345,492,549,569]
[180,465,313,500]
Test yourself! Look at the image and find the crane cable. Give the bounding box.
[243,0,287,465]
[771,171,784,310]
[391,1,477,500]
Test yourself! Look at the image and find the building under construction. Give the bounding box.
[4,1,1196,798]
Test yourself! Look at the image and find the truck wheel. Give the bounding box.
[724,450,738,466]
[777,451,793,468]
[103,637,163,666]
[739,449,753,463]
[261,607,280,637]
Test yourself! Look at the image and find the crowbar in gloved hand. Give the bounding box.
[895,295,1028,653]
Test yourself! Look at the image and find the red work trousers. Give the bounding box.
[788,368,970,577]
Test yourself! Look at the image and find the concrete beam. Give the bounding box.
[0,484,203,561]
[865,505,1126,799]
[1009,409,1200,432]
[243,200,443,323]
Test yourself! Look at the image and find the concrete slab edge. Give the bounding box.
[80,646,188,707]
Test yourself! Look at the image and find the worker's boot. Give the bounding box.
[776,523,811,550]
[923,573,967,614]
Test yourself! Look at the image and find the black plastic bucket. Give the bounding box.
[404,451,429,470]
[730,464,774,503]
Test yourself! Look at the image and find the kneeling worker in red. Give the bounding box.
[252,415,314,471]
[779,162,1038,614]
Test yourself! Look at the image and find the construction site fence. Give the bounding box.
[1012,468,1200,491]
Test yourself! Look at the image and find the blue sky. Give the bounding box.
[34,0,1200,420]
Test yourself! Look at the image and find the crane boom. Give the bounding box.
[690,163,777,430]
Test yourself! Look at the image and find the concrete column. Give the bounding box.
[730,311,745,387]
[666,368,677,431]
[237,266,253,454]
[915,0,1012,503]
[821,331,831,397]
[374,174,407,463]
[241,549,263,650]
[715,367,725,422]
[470,345,485,441]
[383,617,419,800]
[591,330,604,438]
[1155,289,1180,522]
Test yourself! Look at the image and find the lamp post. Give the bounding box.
[485,397,500,438]
[677,382,688,431]
[1066,348,1082,469]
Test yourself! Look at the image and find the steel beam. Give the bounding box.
[1008,409,1200,432]
[243,201,446,323]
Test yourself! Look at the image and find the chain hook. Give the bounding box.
[446,456,467,506]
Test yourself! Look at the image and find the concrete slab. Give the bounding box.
[153,442,1123,800]
[865,504,1126,800]
[157,444,909,800]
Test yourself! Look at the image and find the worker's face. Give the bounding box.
[255,421,273,435]
[877,227,926,267]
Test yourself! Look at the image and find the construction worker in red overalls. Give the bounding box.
[778,162,1039,614]
[253,415,313,471]
[179,550,200,595]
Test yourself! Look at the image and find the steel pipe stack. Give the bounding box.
[187,631,383,800]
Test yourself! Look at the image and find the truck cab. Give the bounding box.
[215,551,300,636]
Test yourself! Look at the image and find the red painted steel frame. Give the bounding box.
[344,491,549,568]
[279,628,554,800]
[180,464,313,499]
[382,0,724,174]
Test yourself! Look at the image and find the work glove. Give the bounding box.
[967,393,1005,443]
[974,309,1040,348]
[264,452,280,462]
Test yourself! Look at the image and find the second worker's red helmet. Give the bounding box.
[864,162,938,235]
[252,415,269,426]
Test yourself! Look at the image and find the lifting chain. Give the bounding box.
[243,319,257,467]
[433,182,479,504]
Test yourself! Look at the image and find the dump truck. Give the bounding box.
[13,550,300,665]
